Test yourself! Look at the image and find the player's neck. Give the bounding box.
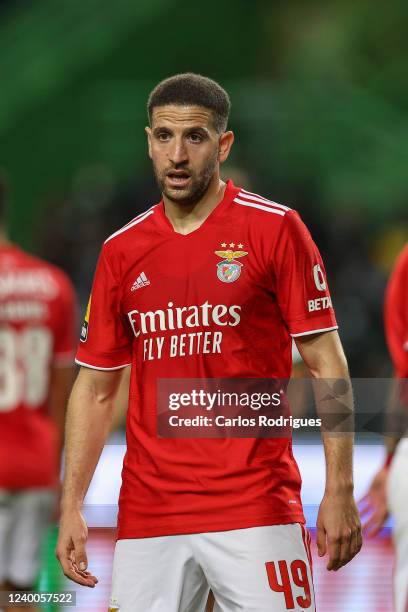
[162,175,226,236]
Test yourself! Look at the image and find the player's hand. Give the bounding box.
[316,489,362,571]
[56,508,98,587]
[359,466,389,537]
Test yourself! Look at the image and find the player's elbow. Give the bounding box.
[309,350,349,380]
[74,367,122,407]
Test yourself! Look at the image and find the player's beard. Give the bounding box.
[153,149,218,206]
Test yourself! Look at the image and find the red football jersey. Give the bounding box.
[0,244,77,489]
[76,181,337,538]
[384,244,408,403]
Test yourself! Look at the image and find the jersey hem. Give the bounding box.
[116,510,306,540]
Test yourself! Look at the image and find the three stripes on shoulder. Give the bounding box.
[233,189,290,217]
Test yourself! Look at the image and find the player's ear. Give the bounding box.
[145,126,153,159]
[218,131,234,164]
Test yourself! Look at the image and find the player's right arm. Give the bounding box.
[56,366,123,587]
[57,241,131,586]
[109,364,131,432]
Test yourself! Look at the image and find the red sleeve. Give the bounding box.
[75,244,132,370]
[273,210,338,337]
[384,244,408,379]
[52,271,78,367]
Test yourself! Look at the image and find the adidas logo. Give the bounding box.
[131,272,150,291]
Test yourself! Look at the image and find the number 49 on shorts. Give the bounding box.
[265,559,312,609]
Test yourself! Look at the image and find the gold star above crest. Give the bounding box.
[221,242,227,247]
[229,242,235,248]
[238,243,243,248]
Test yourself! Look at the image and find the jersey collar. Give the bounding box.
[155,179,240,237]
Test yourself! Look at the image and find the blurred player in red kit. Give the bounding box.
[57,73,362,611]
[361,243,408,612]
[0,176,76,612]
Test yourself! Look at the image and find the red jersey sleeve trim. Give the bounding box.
[76,342,132,370]
[291,325,338,338]
[75,358,131,371]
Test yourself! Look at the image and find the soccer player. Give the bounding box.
[0,176,76,612]
[361,243,408,612]
[57,73,362,611]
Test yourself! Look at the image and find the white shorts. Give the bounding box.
[0,489,55,587]
[110,523,315,612]
[388,438,408,612]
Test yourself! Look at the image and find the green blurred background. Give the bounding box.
[0,0,407,373]
[1,3,407,609]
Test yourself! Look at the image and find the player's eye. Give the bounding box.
[188,133,204,143]
[157,131,171,142]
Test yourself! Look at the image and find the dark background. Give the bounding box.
[1,0,407,375]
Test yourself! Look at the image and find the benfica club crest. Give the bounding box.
[215,245,248,283]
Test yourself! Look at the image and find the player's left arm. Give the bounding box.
[295,329,363,571]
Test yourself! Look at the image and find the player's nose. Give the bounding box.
[168,137,188,165]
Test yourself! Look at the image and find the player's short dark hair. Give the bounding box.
[0,173,8,226]
[147,73,231,133]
